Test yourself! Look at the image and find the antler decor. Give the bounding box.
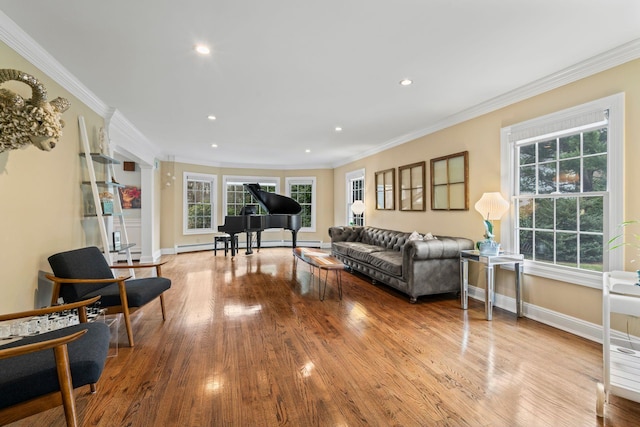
[0,69,70,153]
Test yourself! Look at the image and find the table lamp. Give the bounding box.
[474,192,509,255]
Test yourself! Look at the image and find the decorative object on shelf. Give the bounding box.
[474,192,509,256]
[99,191,114,215]
[0,69,70,153]
[113,231,121,249]
[119,185,141,209]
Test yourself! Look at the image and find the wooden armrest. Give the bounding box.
[45,274,131,284]
[109,261,166,269]
[0,296,102,322]
[0,330,87,360]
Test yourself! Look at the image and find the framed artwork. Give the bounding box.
[430,151,469,210]
[119,186,141,209]
[374,168,395,210]
[399,161,426,211]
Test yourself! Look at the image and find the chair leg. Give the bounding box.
[118,281,135,347]
[160,294,167,321]
[54,344,78,427]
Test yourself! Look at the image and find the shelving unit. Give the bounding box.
[78,116,134,268]
[597,270,640,417]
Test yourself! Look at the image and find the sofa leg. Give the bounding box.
[372,279,377,284]
[409,297,417,304]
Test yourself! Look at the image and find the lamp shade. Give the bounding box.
[474,192,509,220]
[351,200,365,215]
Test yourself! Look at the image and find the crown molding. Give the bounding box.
[0,10,110,117]
[332,38,640,168]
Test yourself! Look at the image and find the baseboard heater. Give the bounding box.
[175,239,322,254]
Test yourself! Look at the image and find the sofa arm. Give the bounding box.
[328,226,363,243]
[404,236,475,260]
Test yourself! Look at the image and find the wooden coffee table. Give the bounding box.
[293,248,345,301]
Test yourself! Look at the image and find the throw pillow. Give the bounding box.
[409,231,423,241]
[424,232,437,240]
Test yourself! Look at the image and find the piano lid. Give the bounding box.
[245,183,302,215]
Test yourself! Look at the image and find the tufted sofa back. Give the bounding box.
[361,227,412,251]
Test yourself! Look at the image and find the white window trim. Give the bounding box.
[346,168,365,226]
[285,176,316,232]
[183,172,218,235]
[500,93,624,289]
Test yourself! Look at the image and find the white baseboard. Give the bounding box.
[164,239,323,255]
[468,285,602,343]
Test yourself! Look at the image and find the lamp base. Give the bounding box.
[477,239,500,256]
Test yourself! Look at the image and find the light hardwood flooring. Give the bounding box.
[8,248,640,426]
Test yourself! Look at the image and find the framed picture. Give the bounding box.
[430,151,469,210]
[398,161,426,211]
[119,186,141,209]
[375,168,395,210]
[112,231,121,249]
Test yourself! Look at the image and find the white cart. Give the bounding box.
[597,271,640,417]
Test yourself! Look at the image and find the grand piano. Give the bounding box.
[218,183,302,256]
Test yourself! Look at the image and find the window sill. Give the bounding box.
[501,260,603,289]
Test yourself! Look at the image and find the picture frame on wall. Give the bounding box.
[398,161,426,211]
[374,168,395,210]
[430,151,469,211]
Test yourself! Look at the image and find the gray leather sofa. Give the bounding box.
[328,226,474,303]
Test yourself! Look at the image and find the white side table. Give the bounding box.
[460,250,524,320]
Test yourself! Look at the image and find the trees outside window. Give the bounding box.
[501,93,623,288]
[183,173,217,234]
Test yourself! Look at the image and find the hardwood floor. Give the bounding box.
[9,248,640,426]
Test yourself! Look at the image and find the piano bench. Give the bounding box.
[213,233,239,256]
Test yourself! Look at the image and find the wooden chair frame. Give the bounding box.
[0,296,101,427]
[46,261,168,347]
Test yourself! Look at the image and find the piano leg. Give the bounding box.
[230,232,238,257]
[245,231,254,255]
[291,230,298,248]
[256,231,262,252]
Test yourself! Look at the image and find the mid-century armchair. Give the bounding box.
[47,246,171,347]
[0,296,109,427]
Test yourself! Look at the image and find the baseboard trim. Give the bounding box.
[468,285,602,343]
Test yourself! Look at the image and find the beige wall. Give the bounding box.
[334,58,640,325]
[0,41,107,313]
[3,34,640,329]
[160,161,334,250]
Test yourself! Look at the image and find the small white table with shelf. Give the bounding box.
[460,250,524,320]
[597,271,640,417]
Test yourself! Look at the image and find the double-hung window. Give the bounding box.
[223,176,279,216]
[183,172,217,234]
[285,177,316,232]
[346,169,365,226]
[501,94,624,288]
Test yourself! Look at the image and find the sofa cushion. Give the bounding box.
[332,242,385,262]
[367,250,403,277]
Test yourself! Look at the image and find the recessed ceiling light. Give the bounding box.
[305,149,311,153]
[195,44,211,55]
[211,144,218,148]
[335,127,343,132]
[207,115,216,121]
[399,79,413,86]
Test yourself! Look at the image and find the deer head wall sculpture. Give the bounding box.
[0,69,70,153]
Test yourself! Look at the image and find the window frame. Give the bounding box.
[500,93,624,289]
[182,172,217,235]
[346,168,365,226]
[222,174,280,217]
[285,177,316,232]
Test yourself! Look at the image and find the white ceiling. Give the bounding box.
[1,1,640,169]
